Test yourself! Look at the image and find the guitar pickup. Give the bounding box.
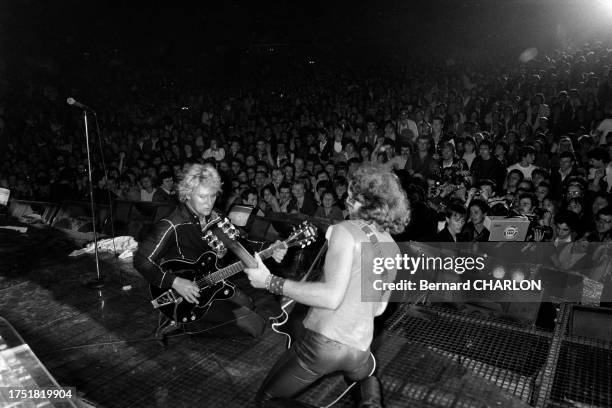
[151,290,183,309]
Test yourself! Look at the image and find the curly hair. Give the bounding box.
[348,163,410,234]
[177,163,222,202]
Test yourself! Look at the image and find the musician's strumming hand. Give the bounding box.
[244,253,271,289]
[271,240,287,263]
[172,277,200,304]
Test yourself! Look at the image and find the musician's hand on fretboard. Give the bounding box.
[271,240,288,263]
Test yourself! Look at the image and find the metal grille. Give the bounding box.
[381,304,553,406]
[545,338,612,408]
[381,304,612,408]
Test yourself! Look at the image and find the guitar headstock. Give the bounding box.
[203,230,226,255]
[286,221,317,249]
[217,218,239,240]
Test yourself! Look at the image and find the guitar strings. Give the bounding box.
[194,244,278,287]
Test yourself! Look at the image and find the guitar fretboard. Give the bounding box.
[195,244,278,288]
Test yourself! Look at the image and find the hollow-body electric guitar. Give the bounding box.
[150,221,317,325]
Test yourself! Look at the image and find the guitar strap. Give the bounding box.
[360,223,380,246]
[360,222,392,297]
[360,222,384,268]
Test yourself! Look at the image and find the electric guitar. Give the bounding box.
[149,221,317,325]
[270,298,299,349]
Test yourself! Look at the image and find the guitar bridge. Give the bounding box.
[151,290,183,309]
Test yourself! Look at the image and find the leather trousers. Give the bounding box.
[256,328,375,407]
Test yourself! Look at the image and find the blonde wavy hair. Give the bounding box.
[348,163,410,234]
[177,163,223,202]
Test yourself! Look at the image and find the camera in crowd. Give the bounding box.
[532,225,554,241]
[428,180,465,199]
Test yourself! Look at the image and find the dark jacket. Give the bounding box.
[152,188,178,204]
[471,157,506,194]
[408,153,438,178]
[294,195,318,216]
[436,227,468,242]
[549,168,580,200]
[319,139,334,162]
[313,205,344,221]
[462,222,490,242]
[133,203,222,289]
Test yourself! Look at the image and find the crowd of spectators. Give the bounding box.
[3,42,612,248]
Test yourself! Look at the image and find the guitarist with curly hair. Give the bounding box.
[245,163,410,408]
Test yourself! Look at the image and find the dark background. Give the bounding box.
[2,0,611,75]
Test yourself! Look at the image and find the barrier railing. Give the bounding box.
[7,199,176,240]
[7,199,336,242]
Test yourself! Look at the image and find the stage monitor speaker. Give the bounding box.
[153,203,176,221]
[568,305,612,341]
[227,209,335,243]
[227,205,287,242]
[247,215,281,242]
[228,204,254,227]
[101,200,177,236]
[263,212,335,236]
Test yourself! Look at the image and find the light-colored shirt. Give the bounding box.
[398,119,419,140]
[303,221,399,351]
[606,163,612,192]
[141,188,156,202]
[334,141,343,153]
[507,163,538,180]
[596,118,612,145]
[554,236,572,248]
[202,147,225,161]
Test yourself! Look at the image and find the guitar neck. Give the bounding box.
[197,243,283,287]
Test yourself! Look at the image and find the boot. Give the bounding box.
[357,376,383,408]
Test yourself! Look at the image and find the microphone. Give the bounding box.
[66,97,95,112]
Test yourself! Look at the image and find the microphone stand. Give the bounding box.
[82,109,105,289]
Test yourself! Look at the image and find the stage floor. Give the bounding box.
[0,223,584,408]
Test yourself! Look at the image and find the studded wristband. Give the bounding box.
[267,275,286,296]
[264,274,273,291]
